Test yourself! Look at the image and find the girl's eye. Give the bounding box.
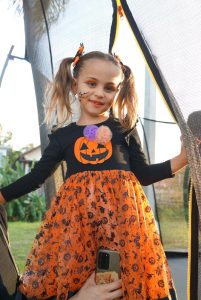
[87,82,96,87]
[105,86,116,92]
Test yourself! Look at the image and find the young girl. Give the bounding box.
[0,45,187,300]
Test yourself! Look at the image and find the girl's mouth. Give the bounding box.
[90,100,104,107]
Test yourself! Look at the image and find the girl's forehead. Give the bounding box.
[79,59,123,82]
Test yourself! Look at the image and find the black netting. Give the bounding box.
[23,0,115,205]
[119,1,201,298]
[2,0,200,298]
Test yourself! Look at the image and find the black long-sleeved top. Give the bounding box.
[0,118,174,202]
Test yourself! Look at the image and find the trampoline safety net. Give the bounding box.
[2,0,201,299]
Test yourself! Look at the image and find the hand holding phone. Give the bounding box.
[95,249,122,299]
[73,271,123,300]
[95,249,120,285]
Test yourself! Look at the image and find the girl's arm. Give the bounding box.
[170,140,188,173]
[0,133,64,202]
[128,128,188,185]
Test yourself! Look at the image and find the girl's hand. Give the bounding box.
[0,192,6,205]
[71,272,123,300]
[170,136,188,174]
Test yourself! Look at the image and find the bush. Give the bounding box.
[0,152,46,222]
[6,193,46,222]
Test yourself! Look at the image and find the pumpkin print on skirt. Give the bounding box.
[19,170,176,300]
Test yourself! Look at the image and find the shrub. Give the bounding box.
[0,152,46,222]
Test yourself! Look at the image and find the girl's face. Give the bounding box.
[73,59,123,118]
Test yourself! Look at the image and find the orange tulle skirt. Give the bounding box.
[19,170,176,300]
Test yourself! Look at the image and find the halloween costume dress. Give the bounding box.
[1,117,177,300]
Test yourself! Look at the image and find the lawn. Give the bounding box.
[8,221,40,273]
[160,218,188,250]
[158,206,188,251]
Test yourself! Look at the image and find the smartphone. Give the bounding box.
[95,249,121,285]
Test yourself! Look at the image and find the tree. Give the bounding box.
[0,124,12,146]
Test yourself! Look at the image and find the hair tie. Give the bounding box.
[113,53,130,78]
[72,43,84,67]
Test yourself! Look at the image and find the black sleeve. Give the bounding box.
[0,133,64,202]
[127,127,174,186]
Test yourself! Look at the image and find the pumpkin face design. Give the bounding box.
[74,137,112,164]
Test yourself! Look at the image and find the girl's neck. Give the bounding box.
[76,115,109,126]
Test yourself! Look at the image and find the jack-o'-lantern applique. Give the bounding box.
[74,125,113,164]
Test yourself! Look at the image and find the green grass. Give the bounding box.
[8,221,40,273]
[158,207,188,251]
[160,218,188,250]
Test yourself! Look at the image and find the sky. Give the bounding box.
[0,1,40,150]
[0,2,181,162]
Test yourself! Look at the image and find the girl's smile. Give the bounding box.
[89,99,104,107]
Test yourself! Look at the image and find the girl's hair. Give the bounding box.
[44,51,138,129]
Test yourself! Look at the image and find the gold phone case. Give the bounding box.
[95,249,120,284]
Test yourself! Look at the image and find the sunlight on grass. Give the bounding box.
[158,207,188,251]
[8,221,40,273]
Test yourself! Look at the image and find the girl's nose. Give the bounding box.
[94,87,104,97]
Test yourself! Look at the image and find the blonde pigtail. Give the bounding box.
[44,57,74,129]
[114,65,138,129]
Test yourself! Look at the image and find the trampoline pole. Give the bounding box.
[0,45,14,88]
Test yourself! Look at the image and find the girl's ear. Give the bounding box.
[71,78,77,95]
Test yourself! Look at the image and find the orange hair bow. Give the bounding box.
[73,43,84,67]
